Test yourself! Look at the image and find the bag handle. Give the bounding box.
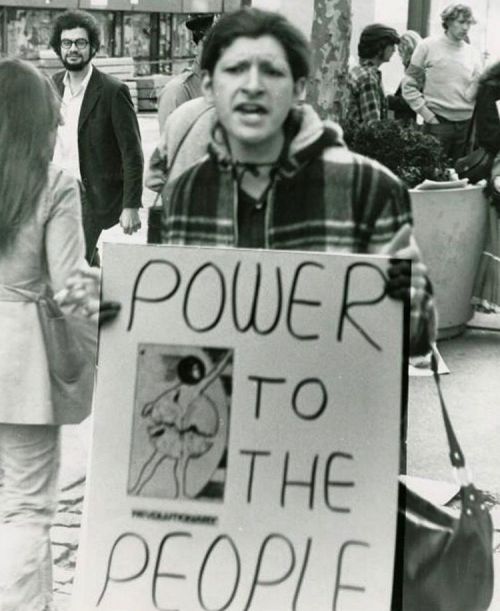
[430,347,469,482]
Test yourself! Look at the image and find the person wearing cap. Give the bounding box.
[347,23,400,125]
[157,14,214,133]
[402,3,482,163]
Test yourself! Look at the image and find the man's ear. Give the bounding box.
[293,77,307,103]
[201,70,215,104]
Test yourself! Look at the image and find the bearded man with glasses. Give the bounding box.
[50,10,144,265]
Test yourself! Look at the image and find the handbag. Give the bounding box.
[455,105,494,184]
[392,349,494,611]
[455,146,493,184]
[2,285,97,424]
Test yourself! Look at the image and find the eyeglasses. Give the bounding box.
[61,38,89,50]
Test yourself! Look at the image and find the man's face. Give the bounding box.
[202,35,305,154]
[381,43,396,63]
[60,27,92,72]
[446,16,472,42]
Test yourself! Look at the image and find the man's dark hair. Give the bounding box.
[358,23,400,60]
[186,14,214,46]
[201,8,310,81]
[49,9,101,57]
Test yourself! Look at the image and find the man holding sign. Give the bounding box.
[69,8,436,611]
[160,8,436,356]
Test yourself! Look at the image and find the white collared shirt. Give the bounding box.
[52,65,94,182]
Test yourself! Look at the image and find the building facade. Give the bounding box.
[0,0,241,75]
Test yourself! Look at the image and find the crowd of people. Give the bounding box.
[346,3,500,313]
[0,2,497,609]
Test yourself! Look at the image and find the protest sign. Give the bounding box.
[72,243,407,611]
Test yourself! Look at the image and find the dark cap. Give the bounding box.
[185,14,214,34]
[360,23,400,46]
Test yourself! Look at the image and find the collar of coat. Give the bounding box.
[206,103,346,180]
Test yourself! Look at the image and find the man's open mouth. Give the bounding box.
[235,103,267,115]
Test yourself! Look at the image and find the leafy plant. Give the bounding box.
[341,119,450,189]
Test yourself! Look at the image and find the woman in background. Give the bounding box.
[388,30,421,122]
[0,58,94,610]
[472,60,500,312]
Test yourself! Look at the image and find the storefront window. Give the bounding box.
[171,14,195,60]
[123,12,151,75]
[158,14,171,74]
[89,11,114,57]
[5,8,115,60]
[7,8,63,60]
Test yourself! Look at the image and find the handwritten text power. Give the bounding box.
[126,259,389,349]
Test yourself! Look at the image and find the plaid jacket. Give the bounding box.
[348,59,388,124]
[160,104,436,355]
[161,105,411,253]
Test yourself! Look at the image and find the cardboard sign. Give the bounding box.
[72,243,406,611]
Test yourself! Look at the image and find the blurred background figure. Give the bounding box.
[472,60,500,313]
[347,23,400,125]
[0,58,94,610]
[402,3,482,164]
[157,14,214,133]
[388,30,421,123]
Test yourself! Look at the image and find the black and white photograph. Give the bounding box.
[0,0,499,609]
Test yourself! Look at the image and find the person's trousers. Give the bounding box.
[423,116,471,165]
[80,187,103,267]
[0,424,60,611]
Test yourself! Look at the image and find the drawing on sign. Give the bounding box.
[128,344,232,502]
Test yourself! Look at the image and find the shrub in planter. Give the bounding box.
[342,119,488,337]
[342,119,450,189]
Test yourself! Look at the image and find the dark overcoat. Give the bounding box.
[53,66,144,228]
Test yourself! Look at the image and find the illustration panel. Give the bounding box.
[128,344,233,502]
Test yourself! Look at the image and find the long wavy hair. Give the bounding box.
[0,58,60,254]
[398,30,421,69]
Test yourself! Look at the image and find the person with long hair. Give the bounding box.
[388,30,421,122]
[472,60,500,312]
[0,58,94,610]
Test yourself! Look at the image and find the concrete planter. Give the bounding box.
[410,184,488,339]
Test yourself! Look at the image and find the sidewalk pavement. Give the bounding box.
[51,113,500,609]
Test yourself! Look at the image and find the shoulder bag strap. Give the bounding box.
[465,104,478,155]
[430,347,467,474]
